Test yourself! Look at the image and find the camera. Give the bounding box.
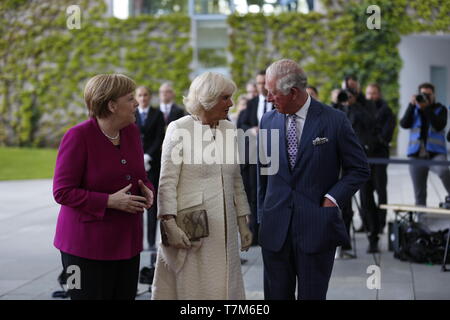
[416,93,430,104]
[337,90,349,104]
[439,196,450,209]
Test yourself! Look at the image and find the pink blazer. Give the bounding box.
[53,117,154,260]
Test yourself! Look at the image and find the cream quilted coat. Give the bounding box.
[152,115,251,300]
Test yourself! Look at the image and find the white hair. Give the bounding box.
[183,72,236,116]
[266,59,307,95]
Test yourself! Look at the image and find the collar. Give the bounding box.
[160,102,173,110]
[138,105,150,113]
[289,94,311,119]
[259,94,267,102]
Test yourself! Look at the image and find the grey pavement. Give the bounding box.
[1,165,450,300]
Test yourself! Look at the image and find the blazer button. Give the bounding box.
[121,159,127,165]
[125,174,131,181]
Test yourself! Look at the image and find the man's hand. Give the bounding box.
[411,94,428,110]
[322,197,337,207]
[143,154,151,172]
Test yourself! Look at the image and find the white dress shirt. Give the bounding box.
[257,94,273,124]
[160,103,173,116]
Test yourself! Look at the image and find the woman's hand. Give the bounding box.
[107,184,148,214]
[237,216,253,252]
[138,179,154,209]
[161,218,191,249]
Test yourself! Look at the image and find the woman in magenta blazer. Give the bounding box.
[53,74,154,300]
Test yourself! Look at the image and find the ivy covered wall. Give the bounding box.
[0,0,191,147]
[228,0,450,117]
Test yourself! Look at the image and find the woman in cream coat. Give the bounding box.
[152,72,253,300]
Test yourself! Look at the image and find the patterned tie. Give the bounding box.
[287,114,298,169]
[141,111,147,124]
[164,105,170,124]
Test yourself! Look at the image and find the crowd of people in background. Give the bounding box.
[52,59,450,300]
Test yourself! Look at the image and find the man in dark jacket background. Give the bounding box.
[365,83,396,234]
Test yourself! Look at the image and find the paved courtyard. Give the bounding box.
[1,164,449,300]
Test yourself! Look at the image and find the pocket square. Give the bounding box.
[312,137,329,146]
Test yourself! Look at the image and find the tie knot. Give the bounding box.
[288,114,297,120]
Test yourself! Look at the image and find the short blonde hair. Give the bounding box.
[183,72,236,116]
[84,74,136,118]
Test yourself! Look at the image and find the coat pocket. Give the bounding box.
[177,191,203,212]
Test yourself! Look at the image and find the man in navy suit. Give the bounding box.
[257,59,370,300]
[238,70,273,245]
[135,86,165,284]
[158,82,185,126]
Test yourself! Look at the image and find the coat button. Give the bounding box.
[125,175,131,181]
[121,159,127,165]
[126,191,131,195]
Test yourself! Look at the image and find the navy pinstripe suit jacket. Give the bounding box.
[257,98,370,253]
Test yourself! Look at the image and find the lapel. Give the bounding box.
[167,104,176,124]
[135,110,142,128]
[143,107,154,130]
[294,99,322,169]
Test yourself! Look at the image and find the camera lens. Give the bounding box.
[337,91,348,103]
[416,94,425,104]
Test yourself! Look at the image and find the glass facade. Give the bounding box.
[113,0,318,74]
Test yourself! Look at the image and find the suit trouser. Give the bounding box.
[409,154,450,206]
[341,199,353,250]
[241,163,258,245]
[261,224,336,300]
[146,166,160,266]
[60,251,140,300]
[359,163,388,241]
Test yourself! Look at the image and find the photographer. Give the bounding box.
[400,82,450,206]
[365,84,396,232]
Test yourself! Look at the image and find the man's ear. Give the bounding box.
[291,87,301,98]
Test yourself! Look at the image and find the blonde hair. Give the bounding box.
[183,72,236,116]
[84,74,136,118]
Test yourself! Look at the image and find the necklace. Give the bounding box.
[101,128,119,140]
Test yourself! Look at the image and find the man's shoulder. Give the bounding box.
[247,96,259,109]
[260,109,279,127]
[172,103,185,113]
[314,100,346,121]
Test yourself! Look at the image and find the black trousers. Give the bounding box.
[60,251,140,300]
[146,166,160,266]
[341,198,354,250]
[241,164,258,245]
[359,163,388,241]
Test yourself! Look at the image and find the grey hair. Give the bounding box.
[266,59,307,95]
[183,72,236,116]
[160,81,174,91]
